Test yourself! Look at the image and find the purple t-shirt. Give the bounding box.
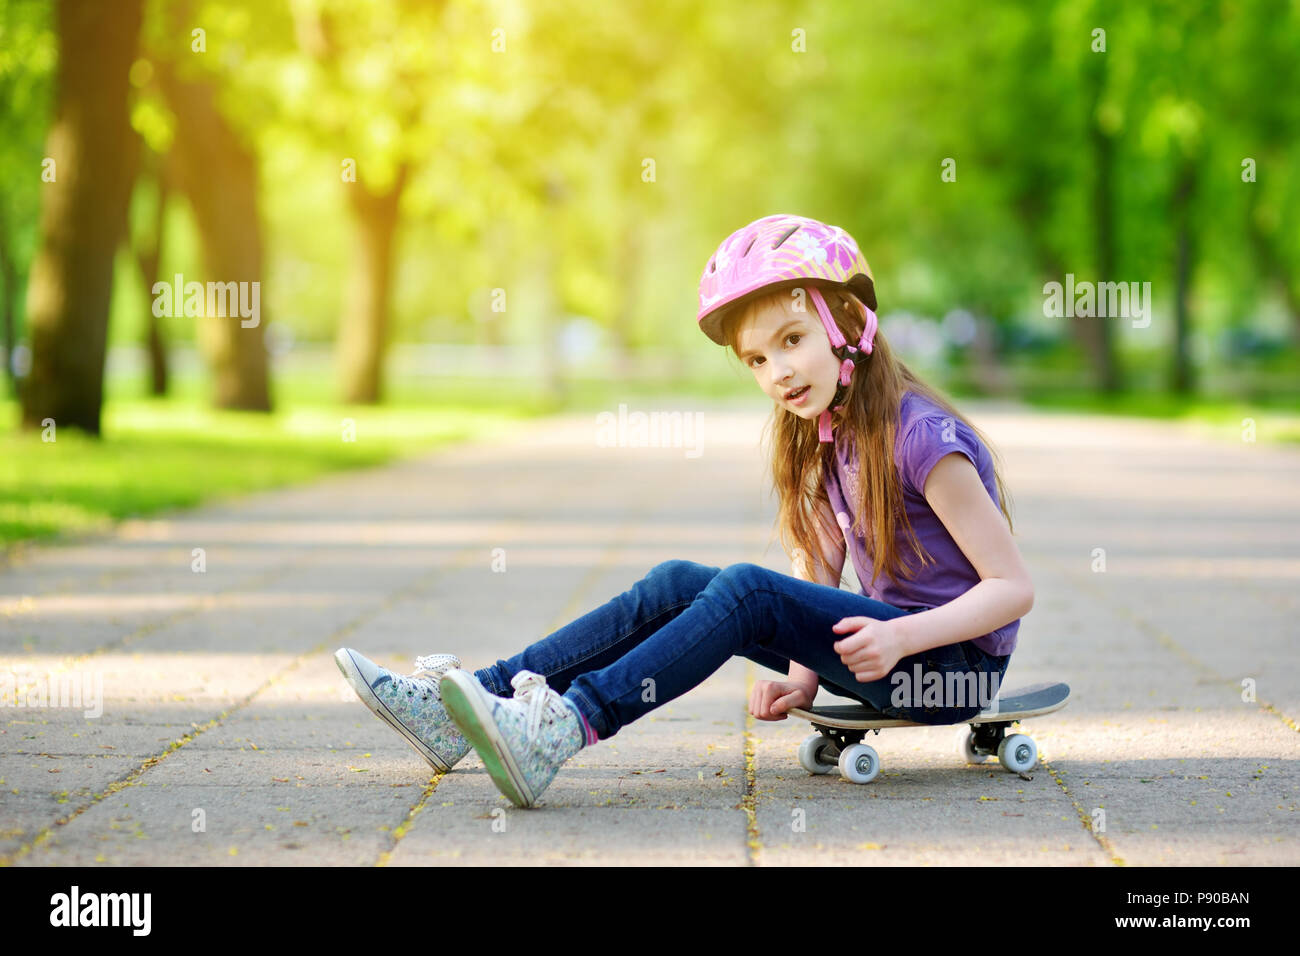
[823,390,1019,657]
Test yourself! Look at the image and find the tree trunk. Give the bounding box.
[474,221,509,348]
[1170,159,1197,394]
[537,174,566,406]
[0,204,18,400]
[1080,32,1123,395]
[338,166,408,404]
[538,242,565,406]
[157,63,271,412]
[1245,187,1300,350]
[20,0,143,436]
[132,137,170,396]
[611,223,639,378]
[971,315,1013,397]
[1084,120,1122,393]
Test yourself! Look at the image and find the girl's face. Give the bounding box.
[734,294,844,420]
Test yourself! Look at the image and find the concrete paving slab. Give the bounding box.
[2,400,1297,866]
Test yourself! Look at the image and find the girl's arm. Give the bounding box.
[890,452,1035,657]
[787,497,847,693]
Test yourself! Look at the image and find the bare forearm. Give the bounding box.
[787,660,821,695]
[893,578,1033,657]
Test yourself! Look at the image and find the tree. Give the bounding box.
[155,57,272,411]
[286,0,434,404]
[127,130,172,396]
[21,0,143,436]
[147,0,273,411]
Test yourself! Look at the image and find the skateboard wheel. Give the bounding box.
[997,734,1038,773]
[959,730,988,765]
[838,743,880,784]
[798,734,836,774]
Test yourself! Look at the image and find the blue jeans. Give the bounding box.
[474,560,1010,741]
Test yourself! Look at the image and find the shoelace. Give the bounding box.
[413,653,460,676]
[392,654,461,700]
[510,671,571,742]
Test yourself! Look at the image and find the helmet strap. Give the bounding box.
[808,286,878,443]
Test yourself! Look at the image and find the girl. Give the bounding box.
[335,213,1034,809]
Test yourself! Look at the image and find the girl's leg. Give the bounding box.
[746,606,1010,713]
[473,559,723,696]
[562,562,1010,740]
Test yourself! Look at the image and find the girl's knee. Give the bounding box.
[648,559,722,595]
[705,562,772,601]
[718,562,769,586]
[648,560,767,605]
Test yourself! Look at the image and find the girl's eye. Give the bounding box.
[748,334,800,369]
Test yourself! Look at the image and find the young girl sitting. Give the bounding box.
[336,213,1034,809]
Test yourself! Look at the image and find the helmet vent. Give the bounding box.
[772,225,800,250]
[708,258,716,273]
[741,235,757,257]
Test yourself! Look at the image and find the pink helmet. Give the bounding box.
[697,214,879,442]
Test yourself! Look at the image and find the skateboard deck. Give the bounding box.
[785,680,1069,783]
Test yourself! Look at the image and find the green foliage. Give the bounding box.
[1,0,1297,384]
[0,385,541,547]
[0,0,56,344]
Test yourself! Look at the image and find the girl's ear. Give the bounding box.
[844,292,866,320]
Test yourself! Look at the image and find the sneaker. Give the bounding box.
[334,648,472,772]
[439,669,585,808]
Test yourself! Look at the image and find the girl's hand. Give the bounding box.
[832,617,906,682]
[749,680,813,721]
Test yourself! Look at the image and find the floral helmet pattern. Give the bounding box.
[697,214,879,442]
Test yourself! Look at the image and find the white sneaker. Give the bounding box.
[439,669,586,808]
[334,648,472,772]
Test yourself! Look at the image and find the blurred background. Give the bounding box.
[2,0,1298,548]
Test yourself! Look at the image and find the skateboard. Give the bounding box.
[784,680,1070,783]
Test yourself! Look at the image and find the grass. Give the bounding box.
[1010,389,1300,445]
[3,356,1295,554]
[0,364,766,553]
[0,377,549,551]
[944,341,1300,444]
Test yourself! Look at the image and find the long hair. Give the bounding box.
[720,286,1016,591]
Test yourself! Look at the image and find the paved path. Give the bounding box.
[1,398,1296,865]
